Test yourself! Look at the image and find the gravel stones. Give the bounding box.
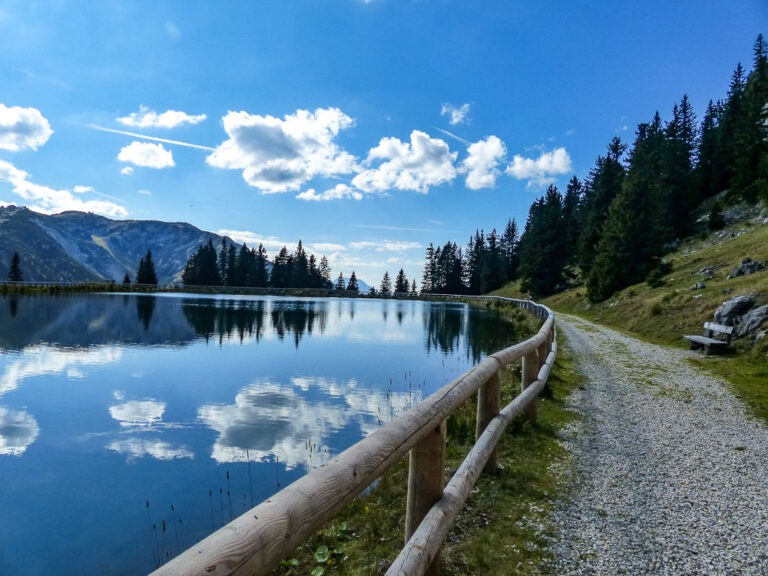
[544,315,768,575]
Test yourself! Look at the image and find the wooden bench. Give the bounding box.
[684,322,734,355]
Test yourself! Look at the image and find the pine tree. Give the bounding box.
[587,117,669,302]
[254,244,269,287]
[136,249,158,285]
[335,272,346,291]
[500,219,520,281]
[421,243,436,293]
[518,186,569,297]
[182,239,221,286]
[380,271,392,295]
[410,278,417,295]
[318,256,333,289]
[271,246,291,288]
[578,137,627,278]
[7,252,23,282]
[347,271,359,292]
[394,269,409,293]
[122,273,131,284]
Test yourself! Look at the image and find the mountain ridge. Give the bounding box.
[0,205,231,285]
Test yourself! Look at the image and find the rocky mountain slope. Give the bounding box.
[0,205,230,285]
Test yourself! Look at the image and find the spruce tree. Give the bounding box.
[394,269,409,293]
[136,249,158,285]
[578,137,627,278]
[7,252,23,282]
[347,271,359,292]
[380,271,392,295]
[335,272,346,291]
[254,244,269,287]
[587,118,669,302]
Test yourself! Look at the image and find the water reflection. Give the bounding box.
[0,346,123,397]
[0,294,518,576]
[0,406,39,456]
[109,397,166,427]
[107,438,195,462]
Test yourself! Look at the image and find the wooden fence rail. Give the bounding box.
[150,297,556,576]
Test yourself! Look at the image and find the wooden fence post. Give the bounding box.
[521,351,539,424]
[476,369,501,473]
[405,420,446,576]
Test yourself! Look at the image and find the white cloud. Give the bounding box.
[72,185,93,194]
[505,147,572,187]
[0,160,127,217]
[120,166,134,175]
[0,104,53,151]
[309,242,346,253]
[207,107,357,193]
[352,130,457,194]
[117,141,175,169]
[137,189,151,195]
[349,241,421,252]
[462,135,506,189]
[297,184,363,202]
[216,229,286,251]
[440,103,471,126]
[117,105,205,129]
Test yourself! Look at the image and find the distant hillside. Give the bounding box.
[0,205,230,285]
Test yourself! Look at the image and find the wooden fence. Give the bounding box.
[150,297,556,576]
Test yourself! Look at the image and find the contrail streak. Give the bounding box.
[88,124,216,151]
[433,127,471,146]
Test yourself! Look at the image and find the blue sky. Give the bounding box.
[0,1,765,286]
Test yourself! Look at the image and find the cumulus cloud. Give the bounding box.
[0,104,53,151]
[0,160,127,217]
[117,105,206,129]
[352,130,457,194]
[297,184,363,202]
[462,135,506,189]
[440,103,471,126]
[506,147,572,187]
[117,141,175,169]
[120,166,134,176]
[207,107,357,193]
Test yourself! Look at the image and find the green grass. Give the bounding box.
[272,334,583,576]
[493,215,768,422]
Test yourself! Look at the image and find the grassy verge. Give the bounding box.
[273,334,583,576]
[493,215,768,422]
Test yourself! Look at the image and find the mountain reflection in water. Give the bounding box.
[0,293,516,576]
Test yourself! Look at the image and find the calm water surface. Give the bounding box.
[0,293,516,575]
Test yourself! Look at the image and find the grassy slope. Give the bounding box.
[495,214,768,421]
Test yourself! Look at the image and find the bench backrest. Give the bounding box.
[704,321,733,343]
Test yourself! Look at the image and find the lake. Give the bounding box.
[0,292,518,575]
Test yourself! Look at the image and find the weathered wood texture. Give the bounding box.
[386,343,557,576]
[150,298,555,576]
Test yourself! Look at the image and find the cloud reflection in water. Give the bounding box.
[198,376,420,469]
[0,407,40,456]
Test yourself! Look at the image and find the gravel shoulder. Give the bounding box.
[546,314,768,575]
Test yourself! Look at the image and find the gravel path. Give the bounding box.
[546,314,768,575]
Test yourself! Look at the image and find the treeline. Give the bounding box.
[423,33,768,302]
[181,238,363,292]
[420,220,519,295]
